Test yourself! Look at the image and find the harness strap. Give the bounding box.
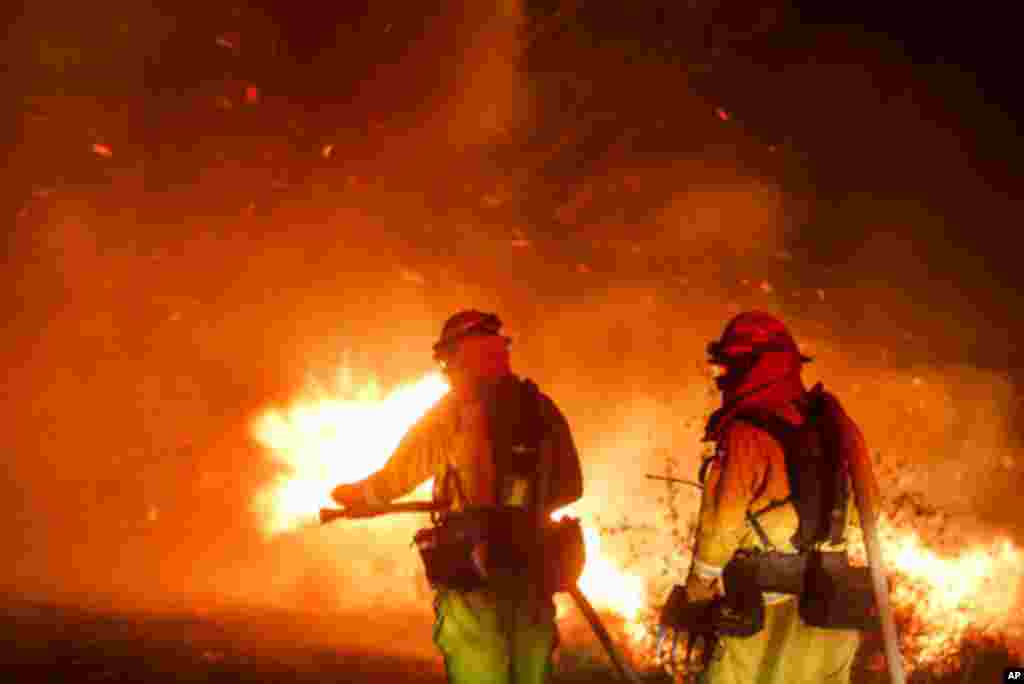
[698,455,715,485]
[731,409,804,551]
[433,465,470,526]
[745,497,792,551]
[744,510,775,551]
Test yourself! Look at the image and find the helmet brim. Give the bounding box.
[432,312,504,360]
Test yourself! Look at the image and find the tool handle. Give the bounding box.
[319,508,350,524]
[645,474,704,490]
[318,501,449,524]
[568,584,644,684]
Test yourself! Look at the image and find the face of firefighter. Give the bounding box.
[709,350,759,395]
[446,334,512,390]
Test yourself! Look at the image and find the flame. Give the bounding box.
[252,367,1023,671]
[252,369,646,631]
[849,514,1024,669]
[550,505,647,632]
[251,369,448,534]
[578,524,646,624]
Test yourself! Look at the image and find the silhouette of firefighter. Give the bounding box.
[331,311,584,684]
[659,311,883,683]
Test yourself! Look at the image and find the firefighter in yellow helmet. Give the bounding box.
[331,311,583,684]
[681,311,863,683]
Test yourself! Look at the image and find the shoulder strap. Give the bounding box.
[698,454,715,486]
[520,378,549,513]
[485,376,548,510]
[729,407,805,551]
[743,386,851,551]
[433,463,470,526]
[699,418,794,551]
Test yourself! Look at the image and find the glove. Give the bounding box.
[331,483,366,508]
[657,585,720,673]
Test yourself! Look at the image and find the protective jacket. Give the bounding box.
[357,376,582,514]
[685,360,863,683]
[350,374,583,684]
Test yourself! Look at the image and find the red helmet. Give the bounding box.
[707,311,812,364]
[432,310,506,362]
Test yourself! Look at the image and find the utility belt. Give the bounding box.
[661,549,879,637]
[414,508,585,594]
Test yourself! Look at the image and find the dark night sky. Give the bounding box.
[160,1,1023,282]
[250,0,1024,356]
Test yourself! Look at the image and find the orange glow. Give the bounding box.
[251,370,448,534]
[551,505,647,634]
[252,367,1023,670]
[848,515,1023,669]
[252,369,647,635]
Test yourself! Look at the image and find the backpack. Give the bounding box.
[482,375,585,590]
[483,375,547,510]
[711,383,851,551]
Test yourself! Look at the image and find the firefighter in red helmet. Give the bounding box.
[677,311,864,683]
[331,311,583,684]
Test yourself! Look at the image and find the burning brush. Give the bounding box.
[847,515,1024,674]
[249,367,1024,680]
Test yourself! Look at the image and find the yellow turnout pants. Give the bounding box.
[432,576,557,684]
[698,598,860,684]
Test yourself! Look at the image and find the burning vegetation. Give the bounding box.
[250,366,1024,679]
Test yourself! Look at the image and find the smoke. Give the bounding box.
[5,0,1022,664]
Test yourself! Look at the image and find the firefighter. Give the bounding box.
[331,310,583,684]
[684,311,862,683]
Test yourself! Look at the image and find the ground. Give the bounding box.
[1,596,650,683]
[2,597,1014,683]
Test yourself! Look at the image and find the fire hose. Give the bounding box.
[319,501,643,684]
[847,437,906,684]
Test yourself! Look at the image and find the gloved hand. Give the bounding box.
[657,585,719,673]
[661,631,714,679]
[331,483,366,508]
